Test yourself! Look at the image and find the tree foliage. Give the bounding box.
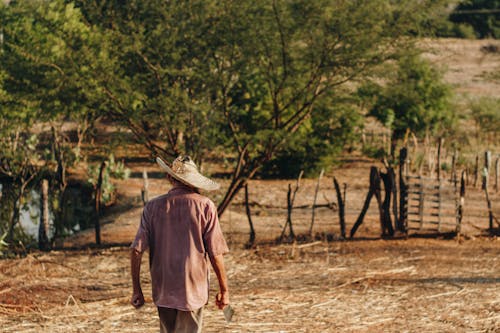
[360,55,454,144]
[1,0,459,224]
[450,0,500,39]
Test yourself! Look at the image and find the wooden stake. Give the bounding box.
[309,169,324,238]
[38,179,50,251]
[455,170,466,235]
[280,170,303,241]
[399,148,408,233]
[474,154,479,187]
[141,168,149,206]
[244,183,255,247]
[495,157,499,193]
[437,138,443,181]
[350,167,380,238]
[333,177,346,239]
[450,149,457,185]
[95,161,106,246]
[482,152,494,232]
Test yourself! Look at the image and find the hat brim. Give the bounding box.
[156,157,220,191]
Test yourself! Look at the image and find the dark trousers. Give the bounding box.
[157,306,203,333]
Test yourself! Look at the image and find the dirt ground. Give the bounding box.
[1,38,500,332]
[1,155,499,332]
[0,238,499,332]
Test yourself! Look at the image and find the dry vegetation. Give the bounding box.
[1,38,500,332]
[1,239,499,332]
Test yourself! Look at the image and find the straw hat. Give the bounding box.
[156,156,220,191]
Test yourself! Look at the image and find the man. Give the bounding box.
[130,155,230,333]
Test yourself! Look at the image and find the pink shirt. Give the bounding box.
[131,185,229,311]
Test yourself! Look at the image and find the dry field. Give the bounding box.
[1,38,499,332]
[1,157,499,333]
[0,238,499,332]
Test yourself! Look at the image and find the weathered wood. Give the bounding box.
[141,168,149,206]
[482,151,491,190]
[495,157,499,193]
[399,148,408,232]
[450,149,457,185]
[437,138,443,181]
[280,170,303,241]
[333,177,346,239]
[474,154,479,187]
[388,167,400,232]
[418,177,425,231]
[436,181,442,232]
[38,179,51,251]
[244,184,256,247]
[481,154,494,232]
[309,168,324,237]
[455,170,466,234]
[95,161,106,246]
[350,167,380,238]
[380,171,394,236]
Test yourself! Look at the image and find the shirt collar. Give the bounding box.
[168,183,199,195]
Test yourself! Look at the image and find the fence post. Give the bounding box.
[244,183,255,247]
[450,149,457,185]
[483,152,494,232]
[141,168,149,206]
[280,171,303,241]
[333,177,346,239]
[456,170,466,236]
[474,154,479,187]
[437,180,442,233]
[95,161,106,246]
[309,169,324,238]
[39,179,50,251]
[418,177,425,231]
[495,157,499,193]
[437,138,443,181]
[399,147,408,232]
[350,167,379,238]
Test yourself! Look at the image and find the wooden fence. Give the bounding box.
[403,175,459,234]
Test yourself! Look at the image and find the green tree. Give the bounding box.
[72,0,222,163]
[469,97,500,141]
[0,0,101,243]
[361,55,454,156]
[450,0,500,38]
[70,0,452,216]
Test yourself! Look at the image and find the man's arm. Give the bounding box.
[209,254,229,309]
[130,249,145,308]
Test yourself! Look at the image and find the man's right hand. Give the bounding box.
[131,291,145,309]
[216,291,229,310]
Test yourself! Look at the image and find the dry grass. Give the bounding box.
[1,239,499,332]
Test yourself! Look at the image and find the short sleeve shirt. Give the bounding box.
[131,185,229,311]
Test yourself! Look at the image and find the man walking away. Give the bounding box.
[130,155,230,333]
